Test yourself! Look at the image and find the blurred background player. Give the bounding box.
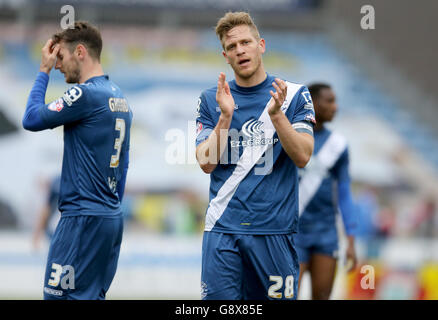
[22,21,132,299]
[295,83,357,300]
[196,12,315,300]
[32,175,61,250]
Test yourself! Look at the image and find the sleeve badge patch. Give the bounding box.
[63,86,83,106]
[304,113,316,124]
[196,121,203,135]
[48,98,65,112]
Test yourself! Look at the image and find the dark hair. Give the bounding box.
[52,21,102,61]
[307,83,331,100]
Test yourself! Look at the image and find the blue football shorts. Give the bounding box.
[294,227,339,264]
[201,231,299,300]
[43,215,123,300]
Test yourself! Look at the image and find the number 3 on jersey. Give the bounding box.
[110,118,126,168]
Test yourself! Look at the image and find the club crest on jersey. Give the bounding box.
[48,98,64,112]
[63,86,82,106]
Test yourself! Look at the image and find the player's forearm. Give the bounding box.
[36,206,51,233]
[196,114,232,174]
[338,180,357,236]
[269,112,313,168]
[22,72,49,131]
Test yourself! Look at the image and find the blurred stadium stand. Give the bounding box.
[327,0,438,169]
[0,0,437,299]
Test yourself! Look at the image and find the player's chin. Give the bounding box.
[65,75,77,84]
[329,111,337,120]
[235,68,255,79]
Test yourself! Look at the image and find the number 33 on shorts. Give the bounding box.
[47,263,75,290]
[268,275,294,299]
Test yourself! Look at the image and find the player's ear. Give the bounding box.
[222,50,230,64]
[258,38,266,54]
[75,44,87,60]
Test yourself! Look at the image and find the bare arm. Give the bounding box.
[345,235,357,272]
[268,79,314,168]
[32,204,51,250]
[196,73,235,174]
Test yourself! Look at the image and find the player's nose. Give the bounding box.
[236,44,245,55]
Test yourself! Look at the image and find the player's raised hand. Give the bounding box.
[268,78,288,116]
[40,38,60,74]
[216,72,235,118]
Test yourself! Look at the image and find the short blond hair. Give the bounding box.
[215,12,261,48]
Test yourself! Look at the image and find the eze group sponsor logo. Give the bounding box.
[230,118,279,148]
[242,118,264,137]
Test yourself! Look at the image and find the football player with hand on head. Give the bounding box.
[23,22,132,300]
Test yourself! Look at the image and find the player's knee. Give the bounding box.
[312,288,332,300]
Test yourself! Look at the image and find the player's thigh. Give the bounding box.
[97,216,124,299]
[44,215,123,300]
[308,230,339,300]
[201,231,242,300]
[294,244,309,287]
[298,262,309,292]
[71,216,124,300]
[308,253,337,300]
[241,233,299,300]
[43,217,73,300]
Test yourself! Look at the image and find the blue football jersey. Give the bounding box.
[38,75,132,217]
[196,74,315,234]
[298,128,349,233]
